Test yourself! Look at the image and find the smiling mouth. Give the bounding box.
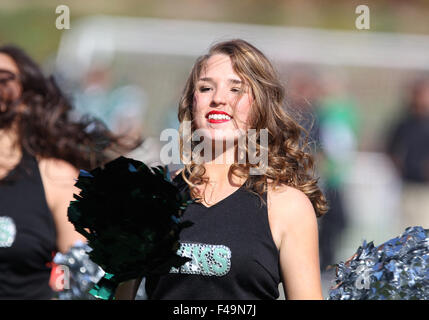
[206,111,232,123]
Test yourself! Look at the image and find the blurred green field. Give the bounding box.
[1,0,429,62]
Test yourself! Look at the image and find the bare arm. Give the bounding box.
[269,186,323,300]
[38,158,86,253]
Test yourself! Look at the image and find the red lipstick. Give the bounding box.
[206,110,232,123]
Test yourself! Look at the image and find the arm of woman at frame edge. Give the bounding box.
[268,185,324,300]
[38,157,87,254]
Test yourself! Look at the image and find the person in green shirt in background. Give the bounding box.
[316,73,360,271]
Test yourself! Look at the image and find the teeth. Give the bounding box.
[208,114,231,120]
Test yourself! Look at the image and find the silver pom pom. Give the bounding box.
[329,226,429,300]
[52,241,105,300]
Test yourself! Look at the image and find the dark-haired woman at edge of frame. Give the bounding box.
[116,39,328,300]
[0,45,132,299]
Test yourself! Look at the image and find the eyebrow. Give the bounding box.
[199,77,243,85]
[0,69,16,81]
[0,69,16,76]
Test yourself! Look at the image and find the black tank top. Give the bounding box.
[145,173,281,300]
[0,152,57,299]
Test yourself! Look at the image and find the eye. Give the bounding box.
[231,86,245,94]
[199,86,212,92]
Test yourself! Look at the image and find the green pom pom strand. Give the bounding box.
[88,273,118,300]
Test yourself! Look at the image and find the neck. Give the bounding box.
[0,127,21,161]
[0,125,17,144]
[202,163,231,184]
[202,139,245,187]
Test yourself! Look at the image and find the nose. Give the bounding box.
[211,86,227,106]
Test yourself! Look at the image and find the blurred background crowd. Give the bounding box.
[1,0,429,299]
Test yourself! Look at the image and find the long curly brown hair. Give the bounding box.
[0,45,135,171]
[178,39,328,217]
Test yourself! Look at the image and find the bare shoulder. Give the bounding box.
[267,183,317,228]
[38,158,79,177]
[38,157,79,184]
[37,157,80,224]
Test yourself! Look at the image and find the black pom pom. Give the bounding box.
[68,156,193,284]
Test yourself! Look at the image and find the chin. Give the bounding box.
[201,127,246,143]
